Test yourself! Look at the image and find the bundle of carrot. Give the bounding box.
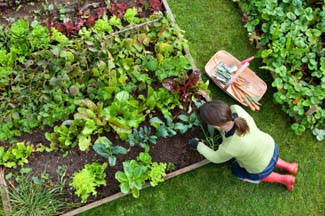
[230,76,261,111]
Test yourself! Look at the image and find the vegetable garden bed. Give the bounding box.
[0,0,214,215]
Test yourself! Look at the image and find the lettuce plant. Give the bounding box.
[148,162,167,187]
[123,8,141,24]
[70,162,107,203]
[137,152,167,187]
[115,151,168,198]
[0,142,34,168]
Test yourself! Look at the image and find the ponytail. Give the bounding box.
[234,117,249,136]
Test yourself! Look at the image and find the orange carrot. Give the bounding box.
[236,87,258,111]
[231,84,246,105]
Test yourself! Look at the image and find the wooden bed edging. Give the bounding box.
[161,0,197,70]
[0,168,12,216]
[60,159,210,216]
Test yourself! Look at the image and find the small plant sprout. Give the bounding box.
[200,125,222,150]
[174,112,201,134]
[127,126,158,149]
[92,136,127,167]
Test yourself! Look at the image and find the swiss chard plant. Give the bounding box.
[73,99,107,151]
[163,69,210,107]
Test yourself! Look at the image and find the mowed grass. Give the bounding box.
[79,0,325,215]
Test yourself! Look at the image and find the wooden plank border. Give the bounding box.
[60,159,210,216]
[0,168,12,216]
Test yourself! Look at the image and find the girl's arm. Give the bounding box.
[197,142,233,163]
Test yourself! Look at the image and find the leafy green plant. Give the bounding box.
[0,142,34,168]
[70,162,108,203]
[137,152,167,187]
[94,16,113,34]
[138,86,181,119]
[174,113,201,134]
[149,113,201,138]
[109,15,123,29]
[200,125,222,150]
[115,151,168,198]
[102,91,146,140]
[29,24,50,50]
[73,99,107,151]
[149,116,177,138]
[148,162,167,187]
[44,120,82,151]
[51,28,69,44]
[127,126,158,149]
[115,160,148,198]
[166,162,176,172]
[136,151,152,166]
[123,8,141,24]
[92,136,127,166]
[162,69,210,110]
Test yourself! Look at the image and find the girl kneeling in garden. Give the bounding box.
[189,100,298,191]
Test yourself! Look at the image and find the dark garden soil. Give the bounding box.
[15,118,205,205]
[0,0,207,211]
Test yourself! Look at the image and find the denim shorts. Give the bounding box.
[231,144,279,181]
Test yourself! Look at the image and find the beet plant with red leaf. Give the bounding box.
[162,69,207,107]
[110,2,128,19]
[149,0,163,11]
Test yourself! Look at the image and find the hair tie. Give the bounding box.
[232,113,239,121]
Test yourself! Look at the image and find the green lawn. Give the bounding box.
[79,1,325,215]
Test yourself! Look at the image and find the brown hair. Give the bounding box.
[199,100,249,136]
